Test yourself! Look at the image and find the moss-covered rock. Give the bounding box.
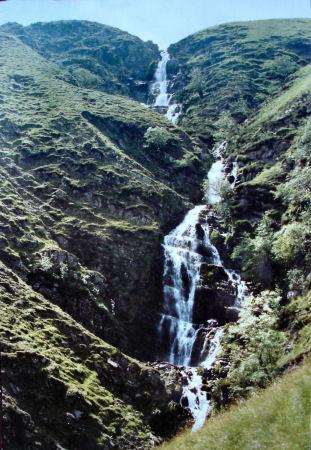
[0,261,187,449]
[0,31,206,361]
[168,19,311,140]
[1,20,160,102]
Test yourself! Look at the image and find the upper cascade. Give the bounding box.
[154,50,171,107]
[150,50,181,124]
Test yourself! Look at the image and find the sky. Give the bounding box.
[0,0,310,48]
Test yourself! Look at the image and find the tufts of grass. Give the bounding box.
[169,19,311,139]
[163,358,311,450]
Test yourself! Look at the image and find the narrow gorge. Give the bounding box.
[0,16,310,450]
[150,54,249,430]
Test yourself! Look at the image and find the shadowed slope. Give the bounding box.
[0,31,204,360]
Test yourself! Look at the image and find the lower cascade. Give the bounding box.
[158,145,248,431]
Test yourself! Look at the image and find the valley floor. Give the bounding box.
[162,357,311,450]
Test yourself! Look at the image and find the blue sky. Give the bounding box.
[0,0,310,48]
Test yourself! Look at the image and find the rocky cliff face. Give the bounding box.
[1,261,188,450]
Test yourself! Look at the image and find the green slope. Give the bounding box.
[225,62,311,292]
[0,30,204,361]
[1,20,159,101]
[1,260,185,450]
[168,19,311,139]
[201,43,311,413]
[163,357,311,450]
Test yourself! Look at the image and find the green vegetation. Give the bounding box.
[212,291,286,401]
[1,20,159,101]
[232,212,274,286]
[144,126,172,149]
[280,292,311,366]
[1,16,311,449]
[1,261,183,449]
[168,19,311,139]
[226,65,311,294]
[201,41,311,420]
[163,357,311,450]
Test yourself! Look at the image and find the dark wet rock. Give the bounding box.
[197,244,215,259]
[181,396,189,407]
[227,174,235,184]
[225,306,240,322]
[181,263,191,298]
[193,264,237,325]
[190,327,209,365]
[196,223,205,240]
[200,263,227,284]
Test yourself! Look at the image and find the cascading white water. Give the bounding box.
[151,50,181,124]
[180,368,212,432]
[207,143,226,205]
[230,162,238,187]
[201,327,224,370]
[160,205,211,366]
[153,50,170,107]
[159,143,248,431]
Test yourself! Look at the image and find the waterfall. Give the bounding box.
[180,368,212,432]
[153,50,170,107]
[201,328,224,369]
[150,49,247,431]
[161,205,211,366]
[150,50,181,124]
[207,143,226,205]
[159,143,248,431]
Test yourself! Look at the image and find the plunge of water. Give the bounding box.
[159,143,247,431]
[151,48,246,431]
[153,50,170,107]
[151,50,181,124]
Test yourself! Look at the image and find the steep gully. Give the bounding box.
[150,51,249,431]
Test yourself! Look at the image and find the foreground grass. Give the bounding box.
[163,358,311,450]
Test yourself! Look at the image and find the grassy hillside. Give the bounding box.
[0,26,201,449]
[204,52,311,411]
[225,63,311,294]
[1,20,159,101]
[0,30,205,362]
[168,19,311,139]
[163,357,311,450]
[1,260,185,450]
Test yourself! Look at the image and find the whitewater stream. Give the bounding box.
[158,151,248,431]
[152,51,248,431]
[150,50,181,124]
[159,147,247,431]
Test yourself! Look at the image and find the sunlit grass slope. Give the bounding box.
[163,358,311,450]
